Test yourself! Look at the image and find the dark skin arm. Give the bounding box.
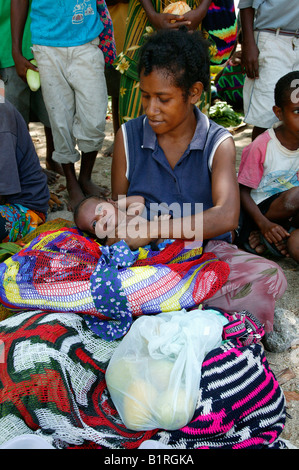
[11,0,37,82]
[240,184,290,247]
[105,0,129,5]
[240,7,259,79]
[111,129,239,249]
[140,0,212,31]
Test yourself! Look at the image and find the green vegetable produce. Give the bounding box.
[209,100,242,128]
[26,59,40,92]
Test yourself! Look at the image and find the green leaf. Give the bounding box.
[231,282,252,300]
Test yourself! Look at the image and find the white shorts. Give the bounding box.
[32,38,108,164]
[243,31,299,129]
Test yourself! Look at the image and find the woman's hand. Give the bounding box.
[106,220,153,249]
[149,11,191,30]
[182,7,208,30]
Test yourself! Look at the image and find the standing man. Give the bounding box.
[239,0,299,141]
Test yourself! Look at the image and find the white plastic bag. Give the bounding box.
[106,308,226,431]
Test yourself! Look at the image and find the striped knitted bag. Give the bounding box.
[0,309,286,449]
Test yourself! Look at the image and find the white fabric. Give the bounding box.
[249,127,299,205]
[243,31,299,128]
[32,38,108,164]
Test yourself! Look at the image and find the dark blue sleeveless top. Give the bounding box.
[123,107,232,241]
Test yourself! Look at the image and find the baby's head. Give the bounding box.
[74,195,118,243]
[138,26,210,100]
[274,71,299,111]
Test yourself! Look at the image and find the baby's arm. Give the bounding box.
[119,196,145,217]
[153,214,171,221]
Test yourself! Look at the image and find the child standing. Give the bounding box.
[237,71,299,263]
[11,0,110,209]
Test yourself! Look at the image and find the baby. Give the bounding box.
[74,195,170,245]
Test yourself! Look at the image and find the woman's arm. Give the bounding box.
[139,0,190,30]
[183,0,212,31]
[139,0,211,31]
[111,127,129,199]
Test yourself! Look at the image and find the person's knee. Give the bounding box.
[282,187,299,213]
[287,229,299,263]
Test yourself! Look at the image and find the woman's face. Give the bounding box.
[139,68,199,135]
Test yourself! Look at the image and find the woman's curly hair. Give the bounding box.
[138,26,210,100]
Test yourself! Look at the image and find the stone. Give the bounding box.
[263,308,299,353]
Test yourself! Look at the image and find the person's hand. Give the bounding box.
[14,54,37,83]
[149,11,191,30]
[228,50,242,67]
[106,219,153,249]
[260,220,290,256]
[241,40,259,79]
[182,7,208,30]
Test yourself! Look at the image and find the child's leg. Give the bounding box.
[78,151,109,198]
[69,40,109,199]
[202,240,287,332]
[264,187,299,224]
[32,44,82,209]
[286,229,299,263]
[61,163,85,210]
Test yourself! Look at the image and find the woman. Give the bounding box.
[116,0,237,123]
[111,27,287,332]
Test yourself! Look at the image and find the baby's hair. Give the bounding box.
[138,26,210,99]
[274,71,299,109]
[73,195,108,227]
[73,195,109,245]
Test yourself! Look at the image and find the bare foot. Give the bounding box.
[103,143,114,158]
[67,188,85,212]
[248,230,288,257]
[248,230,265,254]
[79,179,110,198]
[43,168,59,185]
[46,160,64,176]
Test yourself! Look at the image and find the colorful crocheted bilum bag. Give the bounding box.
[0,231,230,340]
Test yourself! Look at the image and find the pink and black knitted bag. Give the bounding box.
[0,308,286,449]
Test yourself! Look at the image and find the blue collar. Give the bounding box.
[142,106,210,151]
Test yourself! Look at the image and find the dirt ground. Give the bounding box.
[29,113,299,449]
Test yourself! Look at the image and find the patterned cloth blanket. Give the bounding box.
[0,310,286,449]
[0,228,230,340]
